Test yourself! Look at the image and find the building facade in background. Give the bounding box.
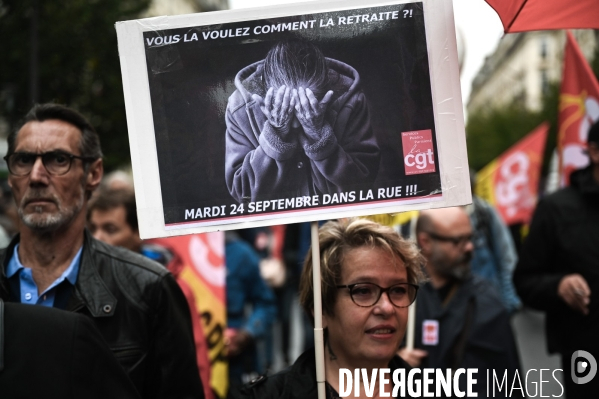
[468,30,597,114]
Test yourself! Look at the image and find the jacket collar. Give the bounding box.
[420,277,475,336]
[0,230,117,317]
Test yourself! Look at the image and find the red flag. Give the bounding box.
[149,233,226,399]
[476,123,548,225]
[558,31,599,186]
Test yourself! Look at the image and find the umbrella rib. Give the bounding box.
[508,0,529,32]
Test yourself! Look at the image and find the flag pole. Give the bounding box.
[311,221,326,399]
[405,212,419,350]
[406,301,416,350]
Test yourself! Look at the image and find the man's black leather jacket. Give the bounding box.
[0,230,205,399]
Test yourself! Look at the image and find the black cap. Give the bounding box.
[589,120,599,144]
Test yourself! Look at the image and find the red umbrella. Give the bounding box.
[486,0,599,33]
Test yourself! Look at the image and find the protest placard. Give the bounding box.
[116,0,469,238]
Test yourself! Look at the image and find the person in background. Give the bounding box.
[294,221,328,353]
[88,187,142,252]
[0,221,10,249]
[230,218,424,398]
[0,180,17,246]
[88,186,214,399]
[514,120,599,397]
[0,103,204,398]
[238,225,294,369]
[0,298,141,399]
[225,230,278,389]
[399,207,521,397]
[467,170,521,314]
[88,187,172,264]
[102,169,135,191]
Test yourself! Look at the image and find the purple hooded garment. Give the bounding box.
[225,57,380,203]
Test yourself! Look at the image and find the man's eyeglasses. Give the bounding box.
[425,231,473,247]
[336,282,419,308]
[4,151,96,176]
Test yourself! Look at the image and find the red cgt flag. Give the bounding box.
[558,31,599,187]
[148,233,226,399]
[476,123,548,225]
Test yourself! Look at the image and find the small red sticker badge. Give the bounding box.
[422,319,439,346]
[401,129,436,175]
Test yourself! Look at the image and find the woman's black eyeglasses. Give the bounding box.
[336,282,419,308]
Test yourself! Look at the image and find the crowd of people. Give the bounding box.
[1,101,598,399]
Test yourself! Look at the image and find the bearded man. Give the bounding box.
[0,104,204,399]
[399,207,522,398]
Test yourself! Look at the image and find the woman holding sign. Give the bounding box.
[229,218,423,398]
[225,40,380,204]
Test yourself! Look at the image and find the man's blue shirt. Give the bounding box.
[5,243,82,307]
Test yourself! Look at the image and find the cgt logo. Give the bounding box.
[405,150,434,170]
[401,129,436,175]
[571,350,597,384]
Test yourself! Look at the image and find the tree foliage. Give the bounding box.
[466,55,599,177]
[0,0,151,170]
[466,83,559,174]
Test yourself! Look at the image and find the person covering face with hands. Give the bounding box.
[252,84,334,147]
[225,40,380,203]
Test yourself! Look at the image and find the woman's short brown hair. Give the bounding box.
[299,218,425,324]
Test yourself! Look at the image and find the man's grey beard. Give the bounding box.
[18,190,85,233]
[429,246,472,282]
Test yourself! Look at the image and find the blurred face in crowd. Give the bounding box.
[419,208,474,283]
[589,142,599,174]
[89,205,142,252]
[323,245,409,369]
[8,120,101,233]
